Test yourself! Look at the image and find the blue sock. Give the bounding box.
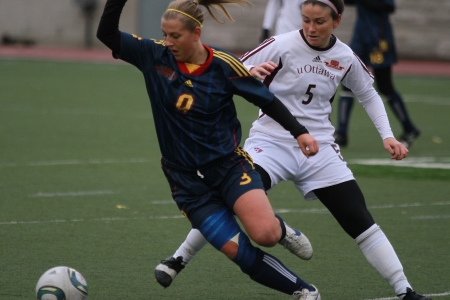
[275,214,286,242]
[387,91,416,133]
[336,93,354,135]
[244,248,314,294]
[200,208,314,295]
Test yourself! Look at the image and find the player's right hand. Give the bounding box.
[296,133,319,158]
[249,61,277,80]
[383,137,408,160]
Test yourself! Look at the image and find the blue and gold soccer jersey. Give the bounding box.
[350,0,397,69]
[116,32,275,169]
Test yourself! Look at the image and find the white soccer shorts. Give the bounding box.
[243,134,355,200]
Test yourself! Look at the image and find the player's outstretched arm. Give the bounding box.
[383,137,408,160]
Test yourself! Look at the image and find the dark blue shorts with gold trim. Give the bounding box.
[161,148,264,228]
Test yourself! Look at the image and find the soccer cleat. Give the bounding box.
[399,129,420,149]
[398,287,432,300]
[278,222,313,260]
[154,256,185,288]
[292,285,321,300]
[333,133,348,147]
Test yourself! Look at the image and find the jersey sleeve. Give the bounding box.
[343,54,394,140]
[213,50,275,107]
[240,37,280,71]
[116,32,165,72]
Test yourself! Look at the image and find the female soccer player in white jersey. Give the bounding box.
[155,1,431,299]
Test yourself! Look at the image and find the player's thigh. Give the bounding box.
[233,189,280,247]
[295,143,354,199]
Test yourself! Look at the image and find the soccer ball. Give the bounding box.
[36,266,88,300]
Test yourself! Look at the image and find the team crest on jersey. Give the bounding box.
[156,65,176,80]
[312,56,322,63]
[324,60,345,70]
[253,147,263,153]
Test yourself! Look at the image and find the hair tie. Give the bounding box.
[166,8,202,27]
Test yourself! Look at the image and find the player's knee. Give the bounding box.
[249,226,279,247]
[221,240,239,260]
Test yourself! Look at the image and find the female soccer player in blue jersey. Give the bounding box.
[97,0,321,298]
[153,1,431,299]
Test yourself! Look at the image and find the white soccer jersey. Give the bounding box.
[262,0,304,35]
[241,29,394,146]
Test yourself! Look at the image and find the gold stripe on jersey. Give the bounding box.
[234,147,255,169]
[151,39,166,46]
[213,50,250,77]
[132,34,142,41]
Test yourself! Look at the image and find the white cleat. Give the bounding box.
[293,285,321,300]
[278,222,313,260]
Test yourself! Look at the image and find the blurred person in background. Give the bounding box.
[334,0,420,148]
[75,0,99,48]
[260,0,304,42]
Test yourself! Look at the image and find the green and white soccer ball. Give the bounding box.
[36,266,88,300]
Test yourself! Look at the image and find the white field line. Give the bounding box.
[403,95,450,105]
[349,157,450,170]
[2,201,448,226]
[0,215,184,225]
[411,215,450,220]
[0,158,150,167]
[29,190,119,197]
[2,157,449,169]
[364,291,450,300]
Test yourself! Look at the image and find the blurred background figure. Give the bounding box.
[334,0,420,148]
[74,0,99,48]
[260,0,304,42]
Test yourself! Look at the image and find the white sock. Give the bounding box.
[173,229,208,265]
[355,224,411,298]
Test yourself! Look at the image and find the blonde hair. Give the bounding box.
[163,0,253,30]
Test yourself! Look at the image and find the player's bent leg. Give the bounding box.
[199,208,319,296]
[233,189,281,247]
[154,228,207,288]
[253,165,313,260]
[315,181,428,299]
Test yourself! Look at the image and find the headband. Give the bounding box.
[315,0,338,15]
[166,8,203,27]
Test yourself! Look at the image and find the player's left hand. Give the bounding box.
[249,61,277,80]
[383,137,408,160]
[297,133,319,158]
